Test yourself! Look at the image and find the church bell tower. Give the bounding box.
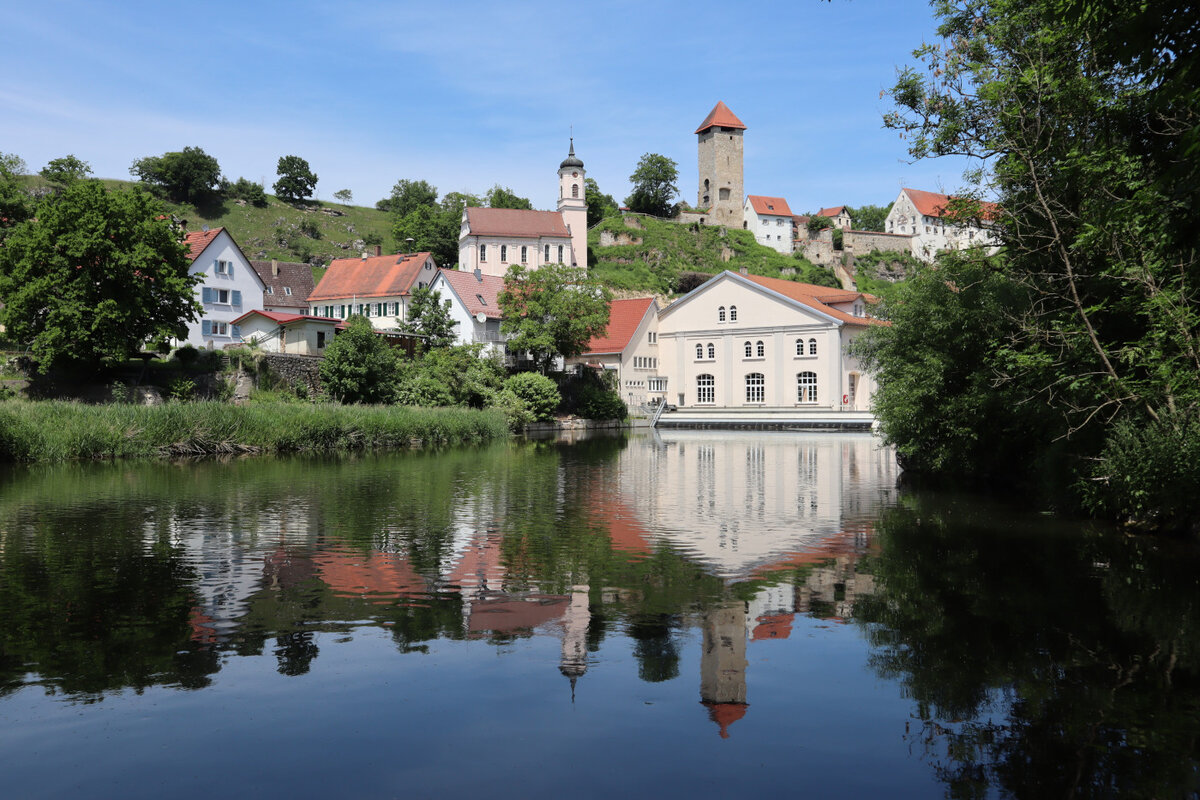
[557,139,587,267]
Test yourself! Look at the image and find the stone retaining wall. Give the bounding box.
[259,353,324,394]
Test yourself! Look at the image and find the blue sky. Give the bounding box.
[1,0,973,215]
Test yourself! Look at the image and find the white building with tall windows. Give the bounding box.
[884,187,999,262]
[654,271,883,425]
[180,227,265,349]
[307,251,437,329]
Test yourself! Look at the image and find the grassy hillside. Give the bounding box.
[589,214,839,295]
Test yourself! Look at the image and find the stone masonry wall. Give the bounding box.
[844,230,916,258]
[260,353,324,394]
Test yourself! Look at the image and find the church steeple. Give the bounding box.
[557,138,587,267]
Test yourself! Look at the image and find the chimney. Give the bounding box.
[474,267,482,282]
[739,267,748,275]
[361,251,368,260]
[271,259,279,276]
[375,244,382,257]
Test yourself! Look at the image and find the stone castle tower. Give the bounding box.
[696,101,746,228]
[557,138,588,267]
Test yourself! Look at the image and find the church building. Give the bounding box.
[457,141,588,276]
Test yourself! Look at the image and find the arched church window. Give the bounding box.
[572,184,579,198]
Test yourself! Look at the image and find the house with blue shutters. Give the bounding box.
[178,227,265,349]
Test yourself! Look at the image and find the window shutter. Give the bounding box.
[231,324,241,339]
[202,287,213,303]
[202,320,212,336]
[213,259,219,274]
[228,262,234,277]
[232,290,242,307]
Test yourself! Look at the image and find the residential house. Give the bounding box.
[180,227,265,349]
[426,268,507,356]
[565,297,661,409]
[250,260,317,314]
[655,270,882,413]
[457,141,588,275]
[229,309,338,355]
[884,187,998,261]
[817,206,853,230]
[307,251,437,329]
[743,195,795,254]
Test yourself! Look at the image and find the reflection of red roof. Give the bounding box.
[741,273,883,327]
[436,268,506,319]
[465,208,570,239]
[315,550,427,603]
[309,252,434,301]
[183,228,223,261]
[702,701,748,739]
[902,188,999,220]
[467,595,569,633]
[583,297,655,355]
[752,613,794,641]
[747,195,793,217]
[695,101,747,134]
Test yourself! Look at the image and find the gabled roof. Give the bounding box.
[818,206,848,218]
[464,207,570,239]
[435,268,506,319]
[747,195,793,217]
[902,188,999,220]
[308,252,435,301]
[250,260,317,309]
[695,101,747,134]
[230,309,339,326]
[583,297,656,355]
[183,228,223,261]
[740,273,881,326]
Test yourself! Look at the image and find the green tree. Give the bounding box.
[848,203,891,232]
[624,153,678,218]
[503,372,560,421]
[498,262,612,372]
[378,178,438,215]
[395,344,504,408]
[273,155,318,203]
[223,177,267,207]
[585,177,619,227]
[318,315,400,404]
[392,191,479,267]
[0,152,32,241]
[333,188,353,205]
[806,215,833,234]
[484,184,532,210]
[400,286,458,349]
[129,146,221,203]
[0,181,200,372]
[39,155,92,187]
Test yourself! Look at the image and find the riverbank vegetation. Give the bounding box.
[0,400,509,463]
[858,0,1200,533]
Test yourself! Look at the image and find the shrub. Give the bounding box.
[172,345,199,366]
[504,372,560,422]
[575,382,627,420]
[492,388,534,432]
[109,380,132,404]
[169,377,196,403]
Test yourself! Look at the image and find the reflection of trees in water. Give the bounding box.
[629,614,682,683]
[855,496,1200,798]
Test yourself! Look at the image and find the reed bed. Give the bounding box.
[0,400,510,462]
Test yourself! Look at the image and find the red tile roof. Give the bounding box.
[740,273,882,327]
[583,297,655,355]
[183,227,223,261]
[230,309,339,326]
[695,101,747,134]
[464,207,570,239]
[436,268,506,319]
[903,188,999,220]
[747,195,793,217]
[308,252,434,301]
[818,206,848,218]
[702,701,748,739]
[752,613,794,641]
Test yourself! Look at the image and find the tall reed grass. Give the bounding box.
[0,400,510,462]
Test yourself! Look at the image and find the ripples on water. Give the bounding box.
[1,431,1197,798]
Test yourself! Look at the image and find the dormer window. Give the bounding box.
[283,287,292,296]
[476,294,487,306]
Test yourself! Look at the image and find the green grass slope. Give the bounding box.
[589,214,839,295]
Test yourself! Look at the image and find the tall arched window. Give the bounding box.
[745,373,765,403]
[756,340,765,357]
[808,338,817,355]
[697,374,715,404]
[707,343,715,359]
[572,184,579,198]
[520,245,527,263]
[795,338,804,356]
[718,306,726,322]
[797,371,818,403]
[479,244,487,262]
[500,245,507,262]
[696,343,704,359]
[744,341,753,358]
[729,305,738,321]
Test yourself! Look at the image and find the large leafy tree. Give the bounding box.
[273,155,317,203]
[585,178,619,227]
[392,191,480,266]
[129,146,221,203]
[0,181,199,372]
[484,184,532,210]
[377,178,438,215]
[39,155,92,188]
[318,315,400,404]
[874,0,1200,525]
[498,262,611,372]
[847,203,891,233]
[624,153,678,218]
[0,152,32,241]
[400,286,458,349]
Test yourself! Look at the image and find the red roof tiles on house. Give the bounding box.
[436,268,506,319]
[695,101,747,134]
[740,273,882,327]
[902,188,999,220]
[308,252,434,302]
[747,195,794,217]
[583,297,655,355]
[230,309,339,326]
[818,206,848,218]
[464,207,570,239]
[183,228,223,261]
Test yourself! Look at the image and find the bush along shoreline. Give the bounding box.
[0,400,510,463]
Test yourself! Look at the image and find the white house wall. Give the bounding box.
[458,233,573,277]
[184,231,265,349]
[884,190,997,262]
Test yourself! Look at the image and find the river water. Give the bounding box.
[1,431,1197,798]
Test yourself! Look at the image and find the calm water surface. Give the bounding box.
[1,432,1198,798]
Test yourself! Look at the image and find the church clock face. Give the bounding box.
[572,172,578,177]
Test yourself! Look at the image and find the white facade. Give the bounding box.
[427,269,507,357]
[564,299,661,409]
[457,231,574,277]
[743,198,794,255]
[233,312,335,355]
[884,188,998,262]
[183,229,265,349]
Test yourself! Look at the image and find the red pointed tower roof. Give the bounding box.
[695,101,747,134]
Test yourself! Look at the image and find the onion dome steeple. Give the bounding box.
[560,138,584,170]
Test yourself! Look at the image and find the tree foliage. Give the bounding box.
[273,155,317,203]
[503,372,560,422]
[223,177,267,207]
[395,344,504,408]
[333,189,353,205]
[0,181,200,372]
[0,152,32,241]
[484,184,532,210]
[392,190,478,267]
[318,315,400,404]
[806,215,833,234]
[400,286,458,349]
[378,178,438,215]
[624,153,678,217]
[871,0,1200,526]
[848,203,891,232]
[39,155,92,187]
[498,262,612,372]
[585,177,619,228]
[129,146,221,203]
